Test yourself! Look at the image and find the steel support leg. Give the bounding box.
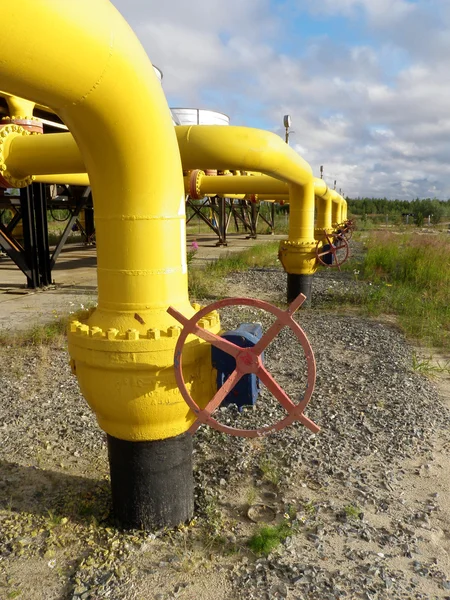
[33,183,52,286]
[20,187,39,288]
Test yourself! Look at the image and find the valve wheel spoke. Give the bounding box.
[257,366,295,413]
[188,368,243,434]
[168,306,240,357]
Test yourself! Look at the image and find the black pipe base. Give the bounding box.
[287,273,313,305]
[107,432,193,530]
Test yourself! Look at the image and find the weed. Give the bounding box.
[337,231,450,347]
[203,495,225,537]
[247,521,292,556]
[344,504,362,519]
[246,487,258,507]
[411,352,450,375]
[259,456,281,487]
[303,501,316,516]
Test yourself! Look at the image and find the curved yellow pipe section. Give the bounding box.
[175,126,316,274]
[0,0,218,441]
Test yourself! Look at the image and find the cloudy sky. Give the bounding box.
[112,0,450,200]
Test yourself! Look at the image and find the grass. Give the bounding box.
[343,504,363,520]
[247,521,292,556]
[346,231,450,348]
[0,318,68,348]
[188,241,280,298]
[411,352,450,375]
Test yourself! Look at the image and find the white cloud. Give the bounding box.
[110,0,450,199]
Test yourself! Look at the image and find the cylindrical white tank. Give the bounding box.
[153,65,163,82]
[170,108,230,126]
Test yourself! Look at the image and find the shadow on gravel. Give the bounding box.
[0,460,111,526]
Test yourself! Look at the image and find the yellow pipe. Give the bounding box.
[5,95,35,119]
[176,126,316,274]
[5,133,85,180]
[0,0,218,442]
[314,179,333,235]
[35,173,90,186]
[186,172,289,197]
[176,126,312,187]
[342,199,348,221]
[332,193,343,225]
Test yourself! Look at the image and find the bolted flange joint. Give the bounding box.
[278,239,318,275]
[0,124,35,188]
[188,169,205,199]
[67,305,221,442]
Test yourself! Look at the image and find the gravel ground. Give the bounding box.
[1,245,449,599]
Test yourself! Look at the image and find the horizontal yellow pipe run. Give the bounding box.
[187,174,289,196]
[176,126,313,187]
[35,173,90,186]
[7,134,85,179]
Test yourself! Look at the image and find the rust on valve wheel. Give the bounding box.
[167,294,319,438]
[315,231,349,270]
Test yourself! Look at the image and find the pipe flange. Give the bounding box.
[1,116,44,134]
[0,124,34,188]
[188,169,204,200]
[68,308,220,353]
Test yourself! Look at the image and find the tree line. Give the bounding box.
[347,197,450,226]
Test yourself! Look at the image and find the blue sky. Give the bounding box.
[112,0,450,199]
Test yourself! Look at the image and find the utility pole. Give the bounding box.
[283,114,292,145]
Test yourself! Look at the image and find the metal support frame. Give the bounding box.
[50,186,91,269]
[0,184,92,288]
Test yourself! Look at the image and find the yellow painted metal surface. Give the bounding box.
[0,0,218,441]
[176,125,317,275]
[176,125,313,186]
[279,181,317,275]
[5,132,84,180]
[35,173,90,186]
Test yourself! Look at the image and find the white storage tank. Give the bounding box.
[153,65,163,82]
[170,108,230,126]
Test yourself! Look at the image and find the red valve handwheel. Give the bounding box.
[315,231,350,270]
[167,294,319,438]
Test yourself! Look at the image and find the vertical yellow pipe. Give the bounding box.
[0,0,190,333]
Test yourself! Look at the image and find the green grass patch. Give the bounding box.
[188,241,280,299]
[0,318,68,348]
[247,521,292,556]
[353,231,450,347]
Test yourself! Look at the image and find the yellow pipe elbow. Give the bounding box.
[176,126,313,187]
[0,0,219,441]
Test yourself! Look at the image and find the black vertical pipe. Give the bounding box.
[107,433,194,530]
[287,273,313,305]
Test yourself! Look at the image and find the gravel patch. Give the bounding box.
[1,255,449,599]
